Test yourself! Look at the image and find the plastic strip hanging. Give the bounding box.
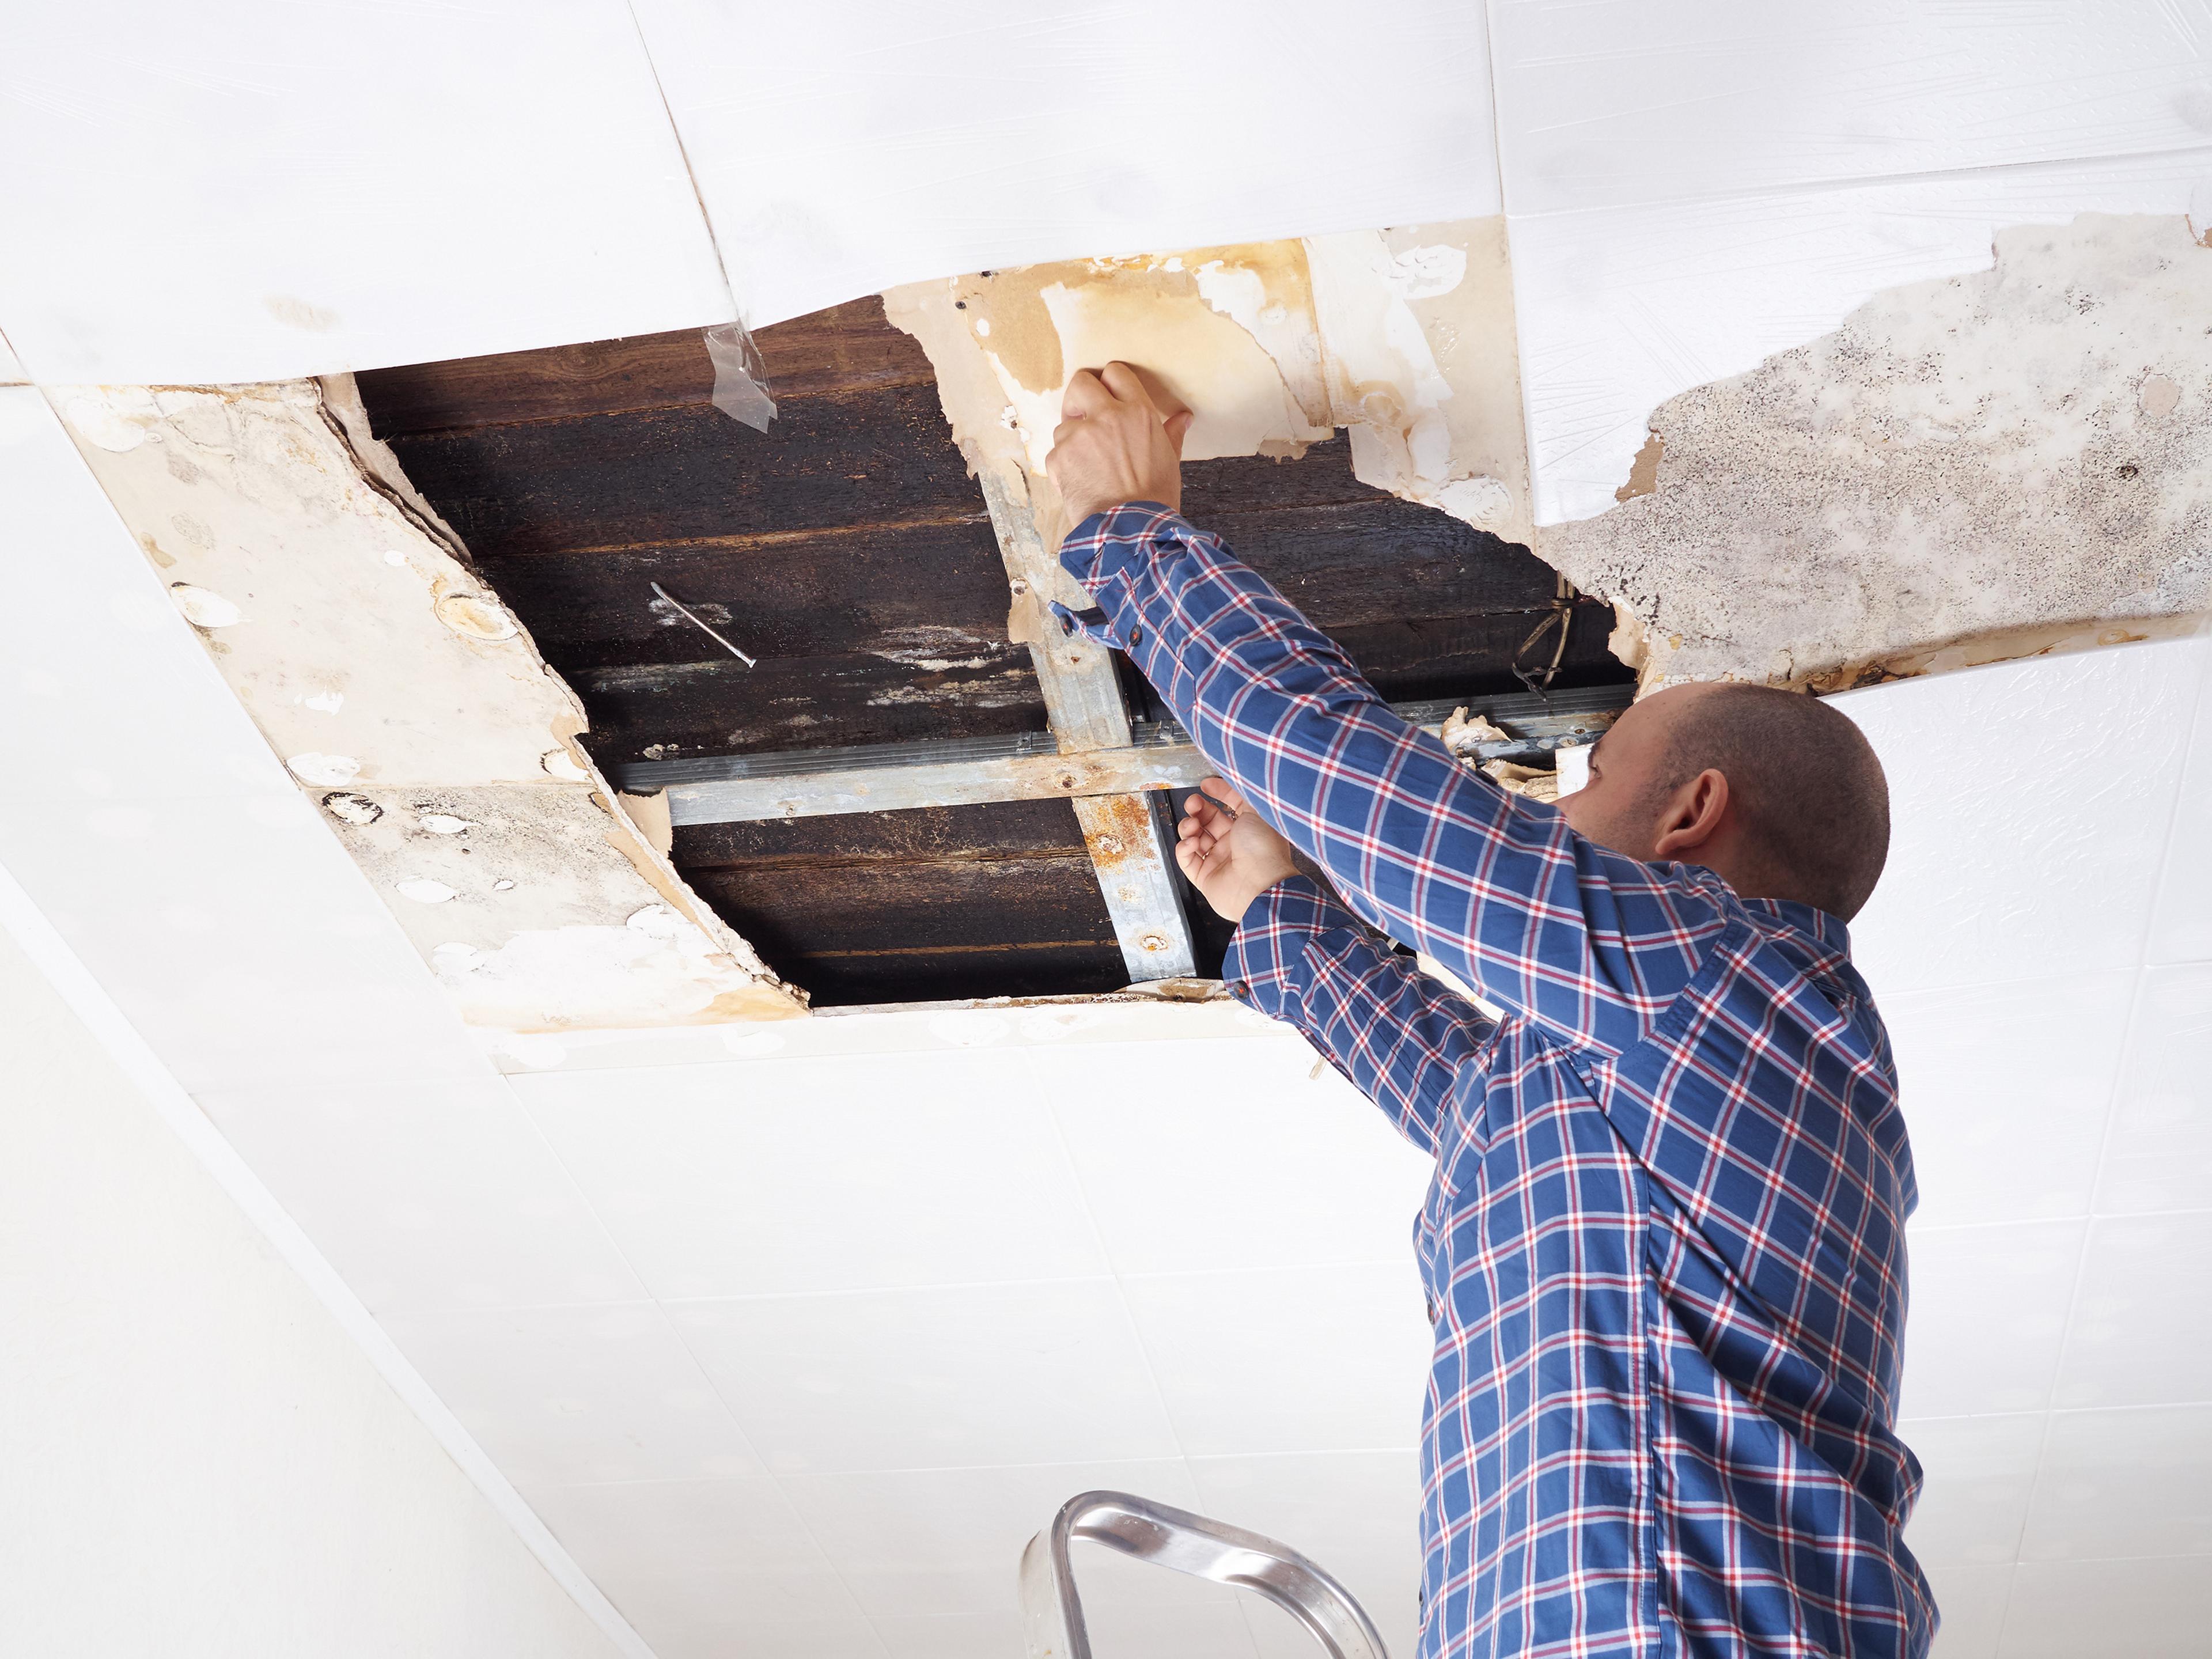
[703,320,777,432]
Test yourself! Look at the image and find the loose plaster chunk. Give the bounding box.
[1540,214,2212,690]
[53,378,802,1027]
[319,785,796,1031]
[884,219,1533,551]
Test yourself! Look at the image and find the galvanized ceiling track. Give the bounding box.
[975,474,1196,983]
[615,683,1631,824]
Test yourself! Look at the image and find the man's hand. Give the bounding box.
[1045,362,1194,528]
[1174,778,1299,924]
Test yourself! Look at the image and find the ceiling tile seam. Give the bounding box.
[1028,1053,1197,1471]
[618,0,738,327]
[646,1273,1127,1307]
[1998,1052,2142,1615]
[499,1073,683,1308]
[0,859,656,1659]
[757,1441,887,1644]
[1497,138,2212,226]
[1903,1215,2100,1239]
[2129,639,2212,968]
[522,1452,1221,1492]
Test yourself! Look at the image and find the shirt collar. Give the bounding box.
[1742,895,1854,963]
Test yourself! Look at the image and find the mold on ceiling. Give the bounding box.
[1541,214,2212,690]
[351,276,1627,1007]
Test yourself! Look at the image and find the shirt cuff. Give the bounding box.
[1221,874,1370,1022]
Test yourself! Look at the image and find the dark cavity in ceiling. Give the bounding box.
[355,300,1630,1006]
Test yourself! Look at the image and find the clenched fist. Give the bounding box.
[1044,362,1194,528]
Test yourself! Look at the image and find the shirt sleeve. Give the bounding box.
[1225,876,1493,1156]
[1058,502,1732,1061]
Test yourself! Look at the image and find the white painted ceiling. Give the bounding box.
[3,6,2210,1658]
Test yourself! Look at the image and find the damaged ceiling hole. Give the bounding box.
[354,289,1635,1005]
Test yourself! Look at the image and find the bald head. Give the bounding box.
[1561,683,1891,921]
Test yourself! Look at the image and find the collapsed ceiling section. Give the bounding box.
[51,209,2210,1029]
[351,234,1630,1009]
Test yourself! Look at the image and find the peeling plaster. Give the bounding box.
[885,218,1533,554]
[1539,215,2212,690]
[55,377,804,1028]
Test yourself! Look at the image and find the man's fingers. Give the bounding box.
[1060,369,1110,419]
[1164,409,1194,456]
[1096,361,1157,414]
[1196,777,1247,816]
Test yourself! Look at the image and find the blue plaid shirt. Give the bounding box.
[1058,504,1934,1659]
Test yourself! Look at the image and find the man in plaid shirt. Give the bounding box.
[1046,366,1934,1659]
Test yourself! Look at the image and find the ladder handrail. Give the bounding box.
[1018,1489,1390,1659]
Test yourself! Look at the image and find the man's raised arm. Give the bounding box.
[1045,365,1723,1060]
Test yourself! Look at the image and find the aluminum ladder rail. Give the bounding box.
[1020,1490,1389,1659]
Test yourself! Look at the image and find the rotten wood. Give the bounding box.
[378,384,980,558]
[566,650,1046,767]
[354,299,933,435]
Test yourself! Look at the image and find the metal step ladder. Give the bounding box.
[1020,1490,1389,1659]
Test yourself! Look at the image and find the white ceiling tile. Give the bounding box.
[1839,641,2202,998]
[1997,1555,2211,1659]
[672,1280,1180,1474]
[1120,1265,1431,1456]
[0,790,484,1092]
[1488,2,2212,218]
[196,1078,642,1315]
[1072,1600,1262,1659]
[1884,974,2132,1229]
[1188,1450,1424,1659]
[1919,1561,2013,1659]
[880,1604,1255,1659]
[525,1478,869,1651]
[378,1304,763,1488]
[653,1619,891,1659]
[630,1,1502,327]
[517,1048,1109,1298]
[0,4,729,384]
[2146,656,2212,965]
[1509,153,2211,524]
[2096,966,2212,1215]
[1896,1414,2046,1569]
[1052,1038,1433,1277]
[780,1460,1212,1620]
[1902,1222,2084,1419]
[2019,1404,2212,1561]
[0,388,293,806]
[870,1610,1027,1659]
[2054,1213,2212,1408]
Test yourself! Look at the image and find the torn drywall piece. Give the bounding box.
[886,219,1535,551]
[1306,221,1533,545]
[320,784,796,1029]
[948,245,1334,475]
[54,379,581,786]
[1539,215,2212,690]
[55,377,805,1028]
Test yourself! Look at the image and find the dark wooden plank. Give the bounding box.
[768,942,1130,1007]
[355,299,932,435]
[570,650,1046,766]
[675,798,1087,868]
[481,520,1012,670]
[385,383,981,557]
[686,851,1124,1006]
[1210,500,1562,629]
[1178,438,1408,518]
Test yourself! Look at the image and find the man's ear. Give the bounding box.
[1650,768,1729,861]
